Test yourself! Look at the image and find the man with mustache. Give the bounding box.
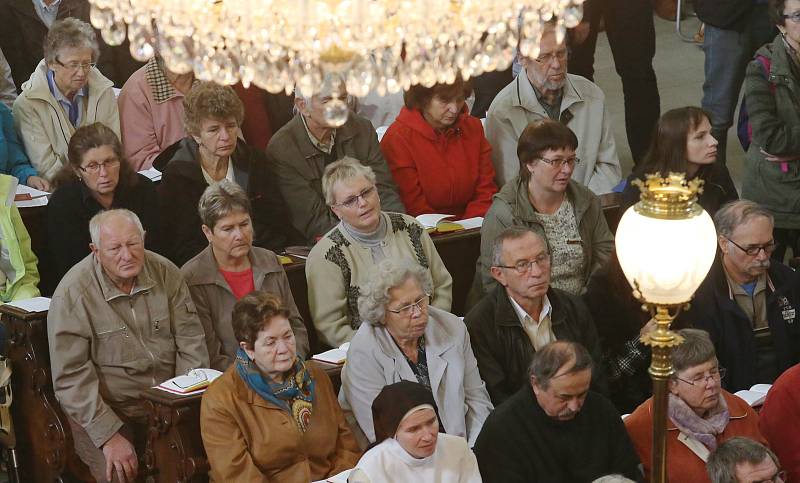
[484,21,621,194]
[680,200,800,392]
[473,341,641,483]
[465,226,605,405]
[47,209,209,483]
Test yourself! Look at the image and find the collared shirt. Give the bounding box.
[46,69,86,127]
[32,0,61,28]
[509,293,555,351]
[200,159,234,185]
[724,270,769,330]
[529,77,563,121]
[300,113,336,154]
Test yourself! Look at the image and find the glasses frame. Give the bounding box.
[387,294,430,317]
[675,367,726,386]
[725,237,777,257]
[78,158,121,175]
[536,156,581,169]
[533,48,569,65]
[782,11,800,23]
[333,185,377,209]
[754,469,787,483]
[54,57,97,72]
[495,252,551,275]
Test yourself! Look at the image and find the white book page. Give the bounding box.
[415,213,454,229]
[15,184,49,208]
[5,296,51,313]
[455,216,483,230]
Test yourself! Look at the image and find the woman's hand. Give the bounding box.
[26,176,50,192]
[760,148,798,164]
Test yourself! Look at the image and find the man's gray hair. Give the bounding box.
[671,328,717,375]
[89,209,145,247]
[592,476,637,483]
[707,437,779,483]
[358,258,433,326]
[44,18,100,65]
[714,200,774,238]
[490,226,548,267]
[198,180,251,231]
[322,156,377,206]
[529,341,593,390]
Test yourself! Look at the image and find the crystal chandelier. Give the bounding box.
[89,0,583,123]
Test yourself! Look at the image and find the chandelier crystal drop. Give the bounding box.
[89,0,584,100]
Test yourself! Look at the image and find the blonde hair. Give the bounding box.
[321,156,377,206]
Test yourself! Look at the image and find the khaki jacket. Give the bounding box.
[485,72,621,194]
[181,245,310,370]
[12,59,120,181]
[201,362,361,482]
[47,251,209,447]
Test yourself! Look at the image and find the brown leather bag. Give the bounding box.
[654,0,679,21]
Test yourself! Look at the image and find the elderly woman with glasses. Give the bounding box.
[475,119,614,299]
[154,81,294,266]
[624,329,767,483]
[340,258,492,446]
[201,291,360,482]
[181,180,310,370]
[305,156,453,348]
[47,122,158,283]
[12,18,119,182]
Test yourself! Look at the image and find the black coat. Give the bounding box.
[464,284,607,405]
[46,173,159,284]
[679,256,800,392]
[473,385,642,483]
[154,137,298,267]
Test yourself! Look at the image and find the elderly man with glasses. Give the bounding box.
[465,226,606,405]
[679,200,800,392]
[483,20,621,194]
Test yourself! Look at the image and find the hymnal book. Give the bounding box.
[734,383,772,407]
[416,214,484,233]
[14,184,49,208]
[156,368,223,396]
[5,296,51,313]
[312,343,350,365]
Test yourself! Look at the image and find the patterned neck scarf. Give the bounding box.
[235,348,315,433]
[667,392,730,451]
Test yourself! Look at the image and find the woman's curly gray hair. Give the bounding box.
[358,259,433,326]
[45,18,100,65]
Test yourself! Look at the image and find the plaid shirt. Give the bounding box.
[606,337,648,382]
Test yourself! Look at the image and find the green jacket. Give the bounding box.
[0,174,39,302]
[475,176,614,295]
[742,35,800,229]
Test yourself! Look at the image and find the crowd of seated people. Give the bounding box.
[4,5,800,483]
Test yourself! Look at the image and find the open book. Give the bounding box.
[156,368,223,396]
[312,343,350,365]
[415,214,483,233]
[734,383,772,407]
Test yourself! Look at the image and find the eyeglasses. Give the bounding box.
[333,185,376,209]
[534,49,569,65]
[782,11,800,23]
[537,156,580,168]
[754,469,787,483]
[387,294,430,317]
[725,237,777,257]
[675,367,726,386]
[495,252,551,275]
[79,158,121,174]
[55,58,97,72]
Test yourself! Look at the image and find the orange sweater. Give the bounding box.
[624,391,766,482]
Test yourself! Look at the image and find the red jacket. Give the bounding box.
[625,391,766,483]
[380,107,497,218]
[759,364,800,483]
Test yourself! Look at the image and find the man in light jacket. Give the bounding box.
[48,209,208,483]
[485,21,621,194]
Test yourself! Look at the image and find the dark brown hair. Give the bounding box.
[403,75,473,111]
[633,106,711,180]
[769,0,789,25]
[516,119,579,182]
[54,122,136,190]
[232,291,291,350]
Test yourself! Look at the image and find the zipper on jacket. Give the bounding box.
[129,299,157,386]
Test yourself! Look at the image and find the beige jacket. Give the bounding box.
[47,251,209,447]
[12,59,120,181]
[485,72,621,194]
[181,245,310,370]
[306,212,453,348]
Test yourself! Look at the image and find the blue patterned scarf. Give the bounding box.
[235,348,315,432]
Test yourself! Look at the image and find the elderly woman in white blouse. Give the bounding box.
[341,258,493,446]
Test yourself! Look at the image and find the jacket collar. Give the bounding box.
[492,285,567,329]
[513,71,584,122]
[157,137,251,186]
[395,106,468,142]
[22,59,114,108]
[92,252,156,301]
[230,365,284,410]
[286,113,360,161]
[664,390,751,431]
[187,245,283,295]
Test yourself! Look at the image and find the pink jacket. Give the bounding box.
[118,58,190,170]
